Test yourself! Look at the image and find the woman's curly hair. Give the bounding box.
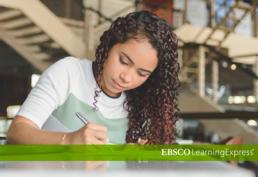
[92,11,180,144]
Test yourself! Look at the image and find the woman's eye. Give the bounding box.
[138,72,149,77]
[119,57,128,65]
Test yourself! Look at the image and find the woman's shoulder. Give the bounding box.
[49,56,93,73]
[54,56,90,66]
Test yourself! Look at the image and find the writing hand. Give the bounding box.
[64,123,108,144]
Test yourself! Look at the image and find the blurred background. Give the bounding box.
[0,0,258,175]
[0,0,258,144]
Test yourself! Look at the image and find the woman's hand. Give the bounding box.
[138,138,148,145]
[64,123,108,144]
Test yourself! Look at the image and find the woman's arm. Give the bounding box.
[7,116,66,144]
[7,116,108,144]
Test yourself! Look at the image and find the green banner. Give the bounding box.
[0,144,257,161]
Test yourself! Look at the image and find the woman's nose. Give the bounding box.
[120,70,133,83]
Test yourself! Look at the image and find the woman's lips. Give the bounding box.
[112,79,125,90]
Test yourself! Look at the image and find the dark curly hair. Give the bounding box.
[92,11,180,144]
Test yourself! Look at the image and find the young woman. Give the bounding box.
[7,11,180,144]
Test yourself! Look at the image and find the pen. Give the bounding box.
[75,112,88,125]
[75,112,111,144]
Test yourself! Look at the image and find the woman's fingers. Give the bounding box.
[138,138,148,145]
[83,123,108,144]
[91,138,106,145]
[67,123,108,144]
[87,123,107,131]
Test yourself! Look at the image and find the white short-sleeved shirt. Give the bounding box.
[17,57,128,144]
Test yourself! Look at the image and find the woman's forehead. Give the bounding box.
[116,38,158,70]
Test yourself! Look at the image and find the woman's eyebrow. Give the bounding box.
[121,51,152,74]
[121,51,134,64]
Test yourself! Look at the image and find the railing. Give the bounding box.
[179,40,258,112]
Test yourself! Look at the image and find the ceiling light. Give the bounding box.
[233,96,245,104]
[228,96,234,104]
[230,64,237,70]
[247,119,257,127]
[222,61,228,68]
[247,96,256,103]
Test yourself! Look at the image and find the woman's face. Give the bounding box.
[100,38,158,97]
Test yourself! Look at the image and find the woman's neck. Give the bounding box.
[92,62,121,98]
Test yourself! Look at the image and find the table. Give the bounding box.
[0,161,255,177]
